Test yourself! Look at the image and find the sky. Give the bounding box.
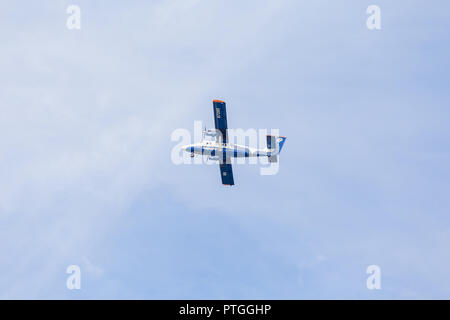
[0,0,449,299]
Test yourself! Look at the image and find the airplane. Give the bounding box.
[183,99,286,186]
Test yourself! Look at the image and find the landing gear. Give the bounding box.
[190,152,195,158]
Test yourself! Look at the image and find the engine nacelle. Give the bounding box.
[204,129,218,137]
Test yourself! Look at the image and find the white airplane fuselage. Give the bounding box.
[183,140,275,159]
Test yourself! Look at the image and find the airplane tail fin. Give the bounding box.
[266,135,287,154]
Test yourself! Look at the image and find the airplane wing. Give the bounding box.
[213,99,228,144]
[219,163,234,186]
[213,100,234,185]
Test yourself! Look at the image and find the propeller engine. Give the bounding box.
[203,128,219,138]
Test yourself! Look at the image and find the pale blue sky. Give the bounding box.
[1,0,449,299]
